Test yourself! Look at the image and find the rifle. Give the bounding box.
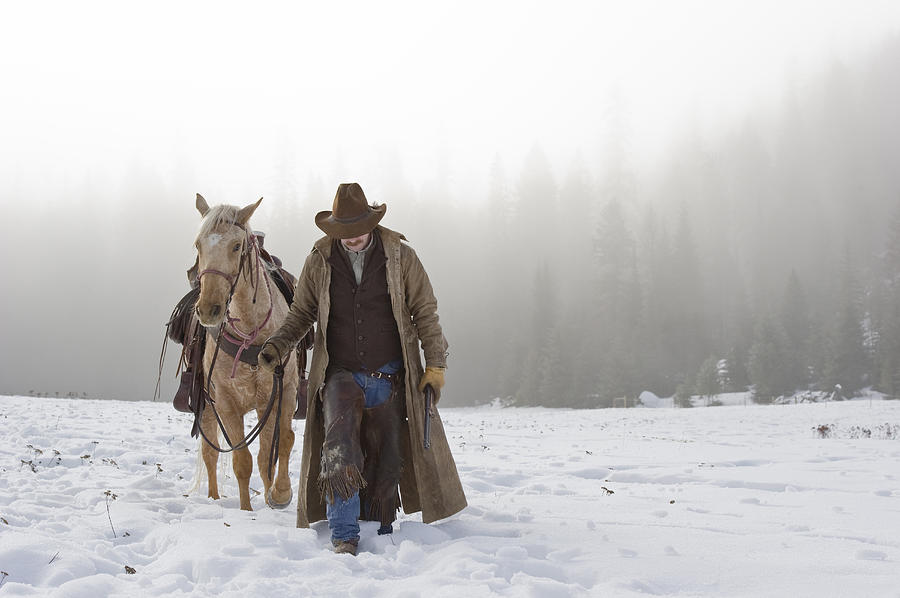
[424,384,434,450]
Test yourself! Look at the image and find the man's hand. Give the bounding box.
[418,366,445,404]
[258,342,281,374]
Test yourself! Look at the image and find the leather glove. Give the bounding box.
[418,366,445,404]
[258,341,282,374]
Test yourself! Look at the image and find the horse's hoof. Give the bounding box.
[266,486,292,509]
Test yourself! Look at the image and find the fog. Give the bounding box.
[2,1,900,406]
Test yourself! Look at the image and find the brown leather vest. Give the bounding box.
[326,231,402,371]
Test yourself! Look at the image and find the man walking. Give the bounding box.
[259,183,466,555]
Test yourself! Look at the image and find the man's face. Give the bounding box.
[341,232,371,251]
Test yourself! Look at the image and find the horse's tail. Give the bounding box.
[185,432,231,496]
[185,440,205,496]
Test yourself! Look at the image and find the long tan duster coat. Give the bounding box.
[264,225,467,526]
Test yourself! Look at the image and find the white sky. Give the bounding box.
[2,0,899,203]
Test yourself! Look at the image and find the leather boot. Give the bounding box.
[332,538,359,556]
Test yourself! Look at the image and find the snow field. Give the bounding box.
[1,396,898,597]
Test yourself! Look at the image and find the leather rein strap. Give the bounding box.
[215,333,262,366]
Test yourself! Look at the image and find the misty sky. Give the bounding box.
[2,1,900,402]
[3,0,899,205]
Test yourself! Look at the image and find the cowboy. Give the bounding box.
[258,183,467,555]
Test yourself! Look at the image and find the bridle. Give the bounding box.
[198,226,275,378]
[195,222,287,481]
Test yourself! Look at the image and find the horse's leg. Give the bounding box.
[275,377,298,502]
[256,405,275,500]
[199,408,221,500]
[219,410,254,511]
[257,377,296,508]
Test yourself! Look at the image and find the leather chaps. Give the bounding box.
[360,379,404,527]
[318,369,404,527]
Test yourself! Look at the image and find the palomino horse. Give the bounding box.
[193,194,297,511]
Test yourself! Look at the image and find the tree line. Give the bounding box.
[422,35,900,407]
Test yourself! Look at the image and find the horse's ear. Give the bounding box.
[196,194,210,217]
[236,197,263,226]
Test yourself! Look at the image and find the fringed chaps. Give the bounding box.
[319,370,366,504]
[360,382,404,527]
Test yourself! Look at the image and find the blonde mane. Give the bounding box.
[195,204,242,245]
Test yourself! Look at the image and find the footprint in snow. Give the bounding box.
[856,550,888,561]
[496,545,528,560]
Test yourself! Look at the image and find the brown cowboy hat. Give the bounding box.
[315,183,386,238]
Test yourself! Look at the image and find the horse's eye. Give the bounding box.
[233,243,241,252]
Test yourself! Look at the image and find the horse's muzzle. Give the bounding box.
[195,302,224,327]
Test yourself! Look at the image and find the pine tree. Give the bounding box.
[516,263,557,406]
[591,199,641,403]
[500,148,557,405]
[660,205,707,384]
[748,315,792,403]
[495,337,523,403]
[695,356,722,405]
[874,201,900,397]
[516,346,541,407]
[824,247,869,394]
[805,314,830,389]
[537,326,565,406]
[637,209,678,395]
[674,382,694,408]
[486,154,521,401]
[725,283,754,392]
[780,270,810,390]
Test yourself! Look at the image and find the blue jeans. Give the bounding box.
[327,360,402,542]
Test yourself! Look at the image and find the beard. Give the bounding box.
[342,236,368,250]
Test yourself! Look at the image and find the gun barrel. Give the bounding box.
[424,385,433,450]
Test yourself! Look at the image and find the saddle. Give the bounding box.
[166,234,313,424]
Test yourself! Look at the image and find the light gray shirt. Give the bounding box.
[341,235,375,285]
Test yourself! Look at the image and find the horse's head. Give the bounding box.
[193,193,262,328]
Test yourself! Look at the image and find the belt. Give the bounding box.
[368,370,400,381]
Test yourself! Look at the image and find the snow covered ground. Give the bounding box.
[1,395,898,597]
